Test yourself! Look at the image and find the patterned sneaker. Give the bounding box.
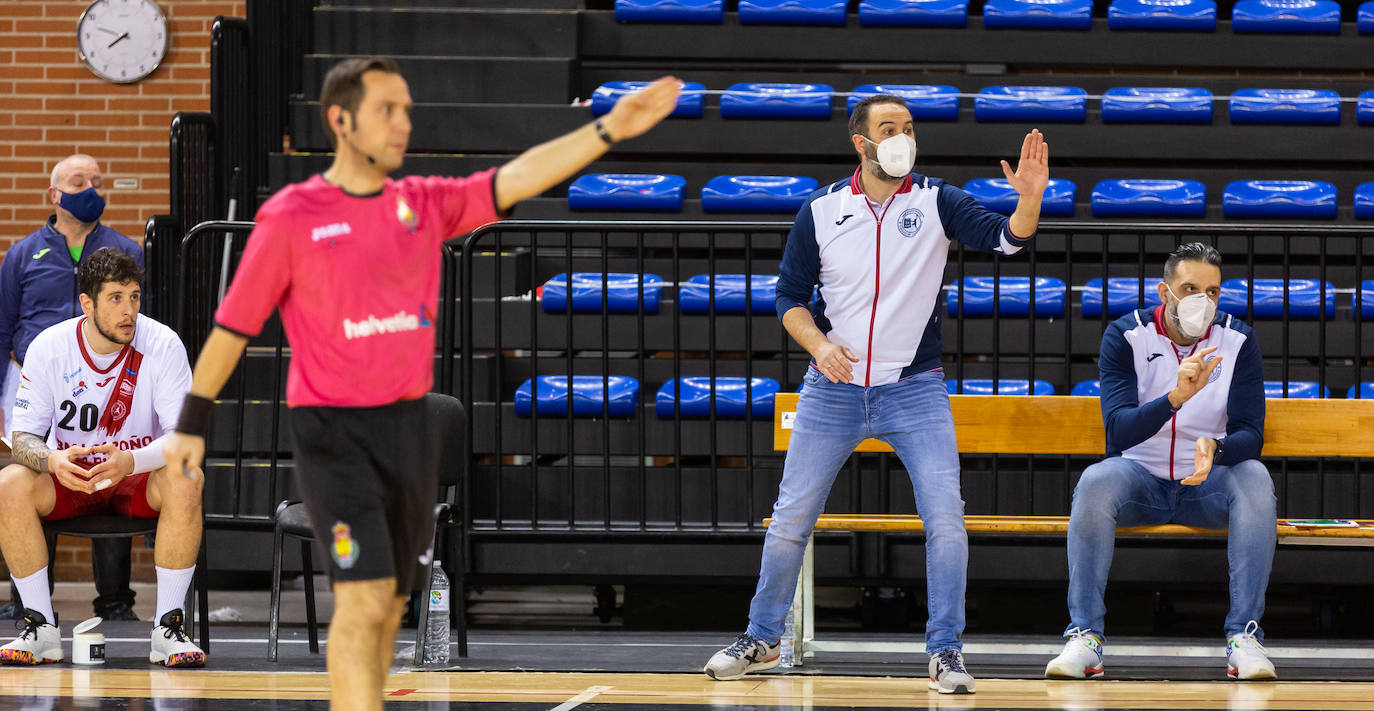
[1045,627,1105,679]
[928,649,976,694]
[149,609,206,668]
[703,632,780,681]
[0,609,62,665]
[1227,620,1276,680]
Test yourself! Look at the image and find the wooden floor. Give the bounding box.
[4,670,1374,710]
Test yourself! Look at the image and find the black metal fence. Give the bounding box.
[451,220,1373,537]
[173,217,1373,536]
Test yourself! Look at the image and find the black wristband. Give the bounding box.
[594,118,617,146]
[175,394,214,438]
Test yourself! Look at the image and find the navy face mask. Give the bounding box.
[58,187,106,224]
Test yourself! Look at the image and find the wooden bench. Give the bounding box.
[769,392,1374,663]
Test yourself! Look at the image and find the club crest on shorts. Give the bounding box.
[331,521,359,569]
[396,196,418,234]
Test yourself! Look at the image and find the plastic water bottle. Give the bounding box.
[778,608,795,668]
[423,562,450,665]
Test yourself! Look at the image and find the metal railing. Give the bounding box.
[452,220,1373,534]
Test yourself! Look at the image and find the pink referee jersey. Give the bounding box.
[216,171,500,407]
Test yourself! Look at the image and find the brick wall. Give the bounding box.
[0,0,246,258]
[0,1,245,584]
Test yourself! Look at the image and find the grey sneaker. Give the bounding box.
[928,649,976,694]
[703,632,781,681]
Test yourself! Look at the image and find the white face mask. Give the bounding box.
[860,133,917,180]
[1165,284,1216,339]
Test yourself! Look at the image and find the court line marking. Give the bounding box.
[74,637,1374,660]
[548,684,614,711]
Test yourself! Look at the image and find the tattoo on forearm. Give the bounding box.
[12,432,51,474]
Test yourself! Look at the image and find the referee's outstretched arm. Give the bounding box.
[493,76,682,212]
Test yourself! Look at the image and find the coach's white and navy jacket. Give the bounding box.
[774,168,1033,387]
[1100,306,1265,481]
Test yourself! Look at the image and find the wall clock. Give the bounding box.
[76,0,170,84]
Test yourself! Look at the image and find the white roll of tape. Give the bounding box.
[73,617,105,664]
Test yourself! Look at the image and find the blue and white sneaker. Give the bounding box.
[704,633,780,681]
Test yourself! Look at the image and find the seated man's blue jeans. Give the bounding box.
[746,368,968,653]
[1066,456,1276,640]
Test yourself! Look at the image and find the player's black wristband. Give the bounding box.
[175,394,214,438]
[594,118,617,146]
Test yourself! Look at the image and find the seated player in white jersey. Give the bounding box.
[0,247,205,667]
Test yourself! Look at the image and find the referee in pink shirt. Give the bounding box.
[163,57,680,710]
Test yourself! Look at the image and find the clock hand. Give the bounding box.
[107,32,130,49]
[97,27,119,35]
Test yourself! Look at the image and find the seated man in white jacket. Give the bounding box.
[1047,242,1276,681]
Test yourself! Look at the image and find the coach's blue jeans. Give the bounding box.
[1065,456,1276,640]
[746,368,968,653]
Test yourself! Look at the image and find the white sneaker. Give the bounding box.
[1045,627,1105,679]
[149,609,206,668]
[1227,620,1276,680]
[928,649,976,694]
[0,609,62,665]
[703,633,780,680]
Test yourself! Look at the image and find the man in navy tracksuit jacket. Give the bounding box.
[1045,243,1277,681]
[0,154,144,621]
[704,95,1050,694]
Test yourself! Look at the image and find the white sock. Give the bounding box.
[12,568,55,625]
[154,565,195,624]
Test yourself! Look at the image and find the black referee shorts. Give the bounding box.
[288,397,440,596]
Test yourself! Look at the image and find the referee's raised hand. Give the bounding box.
[598,76,683,143]
[813,340,860,384]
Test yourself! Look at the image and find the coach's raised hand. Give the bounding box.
[1168,346,1222,409]
[1000,129,1049,240]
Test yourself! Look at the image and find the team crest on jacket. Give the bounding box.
[897,208,924,237]
[1206,354,1224,383]
[331,521,359,569]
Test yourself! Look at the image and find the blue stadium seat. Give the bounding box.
[848,85,961,121]
[1222,180,1337,219]
[1107,0,1217,30]
[1100,88,1214,123]
[738,0,849,25]
[1218,278,1336,319]
[515,376,640,417]
[721,83,834,119]
[946,276,1067,317]
[1080,278,1164,317]
[1091,179,1207,217]
[701,175,819,212]
[1361,1,1374,32]
[1228,89,1341,125]
[858,0,970,26]
[1358,281,1374,317]
[542,273,665,313]
[983,0,1093,28]
[1355,183,1374,219]
[679,274,779,313]
[1071,380,1101,396]
[591,81,707,118]
[974,86,1087,122]
[656,377,782,417]
[961,178,1076,216]
[614,0,724,22]
[1348,383,1374,399]
[1263,381,1329,398]
[1358,91,1374,125]
[1232,0,1341,33]
[568,174,686,211]
[946,379,1057,395]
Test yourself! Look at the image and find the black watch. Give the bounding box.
[1213,437,1224,461]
